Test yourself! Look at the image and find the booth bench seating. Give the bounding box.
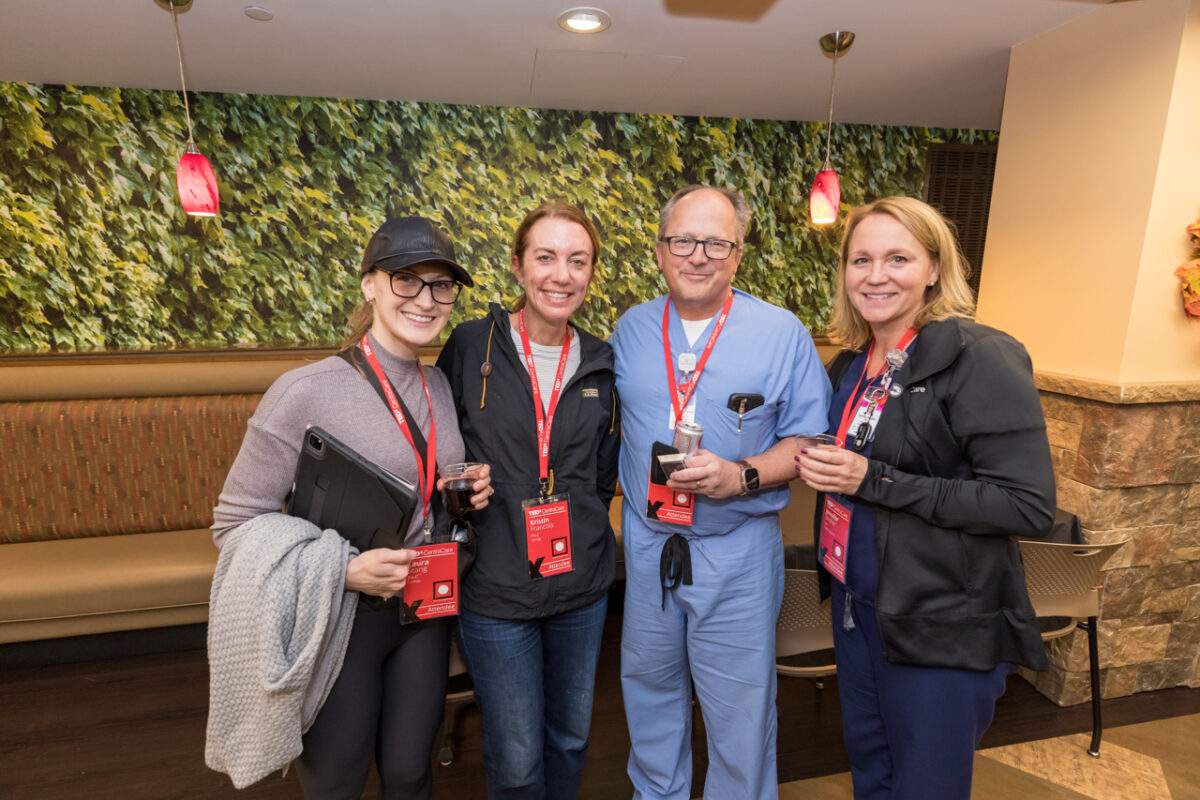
[0,352,335,645]
[0,392,259,643]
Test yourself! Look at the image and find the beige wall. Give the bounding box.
[1124,0,1200,382]
[978,0,1200,384]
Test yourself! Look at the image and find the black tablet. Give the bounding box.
[286,426,418,552]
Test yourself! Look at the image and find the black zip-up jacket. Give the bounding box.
[436,304,621,620]
[815,317,1054,671]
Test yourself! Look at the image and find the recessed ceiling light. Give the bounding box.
[558,7,611,34]
[243,5,273,21]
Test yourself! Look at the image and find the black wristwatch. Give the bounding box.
[736,459,759,495]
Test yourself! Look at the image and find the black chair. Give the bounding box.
[775,568,837,689]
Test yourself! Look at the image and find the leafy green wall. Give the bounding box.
[0,81,995,352]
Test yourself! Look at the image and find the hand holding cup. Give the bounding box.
[439,462,492,516]
[794,433,869,495]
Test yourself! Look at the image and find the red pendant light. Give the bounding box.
[162,0,219,217]
[810,31,854,226]
[177,142,219,217]
[809,161,841,225]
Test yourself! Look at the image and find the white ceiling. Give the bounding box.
[0,0,1112,130]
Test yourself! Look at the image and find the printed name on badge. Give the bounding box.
[819,497,852,583]
[523,494,573,579]
[402,542,459,621]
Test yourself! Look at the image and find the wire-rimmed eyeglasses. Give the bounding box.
[658,236,739,261]
[389,272,462,304]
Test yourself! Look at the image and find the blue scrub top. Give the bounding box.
[614,289,831,539]
[827,349,881,604]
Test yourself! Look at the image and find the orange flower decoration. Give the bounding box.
[1177,216,1200,319]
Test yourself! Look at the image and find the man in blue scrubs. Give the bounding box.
[612,185,831,800]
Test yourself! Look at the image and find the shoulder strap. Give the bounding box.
[827,349,858,388]
[339,347,431,462]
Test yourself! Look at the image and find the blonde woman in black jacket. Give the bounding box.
[796,196,1054,800]
[436,201,620,800]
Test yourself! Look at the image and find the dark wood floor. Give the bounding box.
[3,610,1199,800]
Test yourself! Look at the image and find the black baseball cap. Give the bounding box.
[360,217,473,287]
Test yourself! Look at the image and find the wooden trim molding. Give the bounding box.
[0,333,835,402]
[0,346,435,401]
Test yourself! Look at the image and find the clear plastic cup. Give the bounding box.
[442,462,485,517]
[795,433,843,449]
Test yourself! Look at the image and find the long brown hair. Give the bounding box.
[340,298,374,353]
[510,201,602,311]
[827,196,976,351]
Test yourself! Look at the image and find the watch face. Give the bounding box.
[735,459,759,494]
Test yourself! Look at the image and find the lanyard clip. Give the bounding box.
[539,476,551,499]
[853,421,871,451]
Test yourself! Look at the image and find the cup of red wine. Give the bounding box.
[442,462,485,518]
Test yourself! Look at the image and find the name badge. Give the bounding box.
[646,450,694,526]
[819,496,852,583]
[523,493,573,579]
[401,542,459,622]
[848,397,879,445]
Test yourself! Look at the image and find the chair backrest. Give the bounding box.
[776,568,834,658]
[1018,539,1128,619]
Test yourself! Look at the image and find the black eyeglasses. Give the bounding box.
[658,236,739,261]
[388,272,462,304]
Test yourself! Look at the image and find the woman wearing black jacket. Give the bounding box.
[795,196,1055,800]
[436,201,620,799]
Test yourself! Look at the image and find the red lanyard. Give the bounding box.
[516,310,572,487]
[662,292,734,426]
[360,336,438,528]
[835,328,917,446]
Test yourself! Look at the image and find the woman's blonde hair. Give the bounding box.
[827,196,976,350]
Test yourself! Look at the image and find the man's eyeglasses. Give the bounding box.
[658,236,739,261]
[389,272,462,304]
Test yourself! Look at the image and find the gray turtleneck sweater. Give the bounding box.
[212,331,465,549]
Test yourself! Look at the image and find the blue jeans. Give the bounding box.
[456,595,608,800]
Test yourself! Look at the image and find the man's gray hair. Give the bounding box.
[657,184,752,247]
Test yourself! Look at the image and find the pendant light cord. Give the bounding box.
[822,35,841,166]
[169,1,196,146]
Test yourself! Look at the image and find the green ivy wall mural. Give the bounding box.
[0,81,995,353]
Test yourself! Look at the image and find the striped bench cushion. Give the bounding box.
[0,394,259,544]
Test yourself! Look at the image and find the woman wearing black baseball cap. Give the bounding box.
[211,216,491,799]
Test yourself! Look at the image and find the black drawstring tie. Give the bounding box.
[659,533,693,609]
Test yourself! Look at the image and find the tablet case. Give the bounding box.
[286,426,418,551]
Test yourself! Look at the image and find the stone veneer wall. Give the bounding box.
[1024,373,1200,706]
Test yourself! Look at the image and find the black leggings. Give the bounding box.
[295,606,450,800]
